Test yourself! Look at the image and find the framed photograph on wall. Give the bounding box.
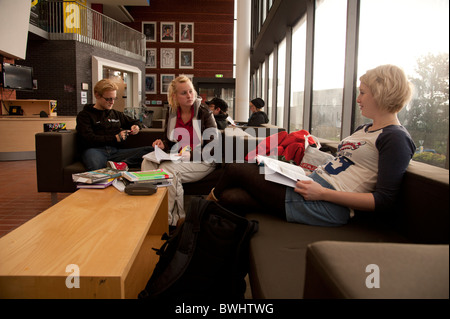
[179,22,194,43]
[161,48,175,68]
[160,22,175,42]
[145,48,157,68]
[142,22,156,42]
[179,49,194,69]
[161,74,175,94]
[145,74,156,94]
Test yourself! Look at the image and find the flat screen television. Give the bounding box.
[1,63,33,91]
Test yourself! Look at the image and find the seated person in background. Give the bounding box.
[206,97,231,130]
[141,75,219,227]
[207,64,415,227]
[247,98,269,126]
[76,79,153,171]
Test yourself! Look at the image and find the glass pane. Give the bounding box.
[276,38,286,127]
[290,15,307,133]
[356,0,449,169]
[261,61,266,103]
[267,52,274,124]
[198,88,215,104]
[102,66,130,113]
[311,0,347,141]
[221,87,235,118]
[256,66,261,98]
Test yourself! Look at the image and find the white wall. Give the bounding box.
[0,0,31,60]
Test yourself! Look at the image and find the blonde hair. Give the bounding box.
[94,79,119,96]
[167,75,197,112]
[359,64,413,113]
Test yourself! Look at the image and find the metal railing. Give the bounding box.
[30,0,145,60]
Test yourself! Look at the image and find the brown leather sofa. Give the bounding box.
[247,158,449,299]
[35,129,449,299]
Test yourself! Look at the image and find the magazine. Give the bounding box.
[72,167,123,184]
[76,178,115,189]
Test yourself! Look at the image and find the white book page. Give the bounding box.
[256,155,312,188]
[143,146,181,163]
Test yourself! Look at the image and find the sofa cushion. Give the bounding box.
[246,212,408,299]
[303,241,449,299]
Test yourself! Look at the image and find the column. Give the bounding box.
[234,0,251,122]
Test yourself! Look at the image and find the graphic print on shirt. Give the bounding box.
[323,140,366,175]
[323,156,355,175]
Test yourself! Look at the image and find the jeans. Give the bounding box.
[284,171,351,226]
[81,145,154,171]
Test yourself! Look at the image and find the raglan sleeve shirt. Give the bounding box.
[315,124,415,212]
[372,125,416,212]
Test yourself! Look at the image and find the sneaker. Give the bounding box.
[107,161,129,171]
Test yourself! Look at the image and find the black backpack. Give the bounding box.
[138,196,259,300]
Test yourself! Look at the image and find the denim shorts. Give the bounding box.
[284,171,351,227]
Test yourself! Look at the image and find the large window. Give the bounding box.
[276,38,286,127]
[311,0,347,141]
[356,0,449,168]
[250,0,449,169]
[261,60,266,103]
[267,52,274,124]
[289,15,307,132]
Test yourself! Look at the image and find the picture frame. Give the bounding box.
[161,74,175,94]
[179,22,194,43]
[145,74,156,94]
[160,22,175,42]
[179,49,194,69]
[145,48,157,68]
[142,22,156,42]
[161,48,176,68]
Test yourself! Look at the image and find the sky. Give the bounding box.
[294,0,449,90]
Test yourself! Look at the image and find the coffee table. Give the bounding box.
[0,186,168,298]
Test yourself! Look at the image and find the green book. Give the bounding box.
[122,169,173,183]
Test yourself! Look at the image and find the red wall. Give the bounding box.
[125,0,234,101]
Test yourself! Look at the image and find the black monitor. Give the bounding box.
[1,63,34,91]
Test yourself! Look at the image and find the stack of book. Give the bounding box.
[122,169,173,187]
[72,167,123,189]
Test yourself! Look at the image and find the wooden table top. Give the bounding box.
[0,187,168,278]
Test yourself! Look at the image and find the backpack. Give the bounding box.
[138,196,259,300]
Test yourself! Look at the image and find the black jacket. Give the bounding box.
[76,104,141,151]
[214,113,228,130]
[247,110,269,126]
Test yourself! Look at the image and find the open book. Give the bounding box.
[143,146,181,164]
[256,155,312,188]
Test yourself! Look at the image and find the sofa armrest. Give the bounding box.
[303,241,449,299]
[35,130,78,193]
